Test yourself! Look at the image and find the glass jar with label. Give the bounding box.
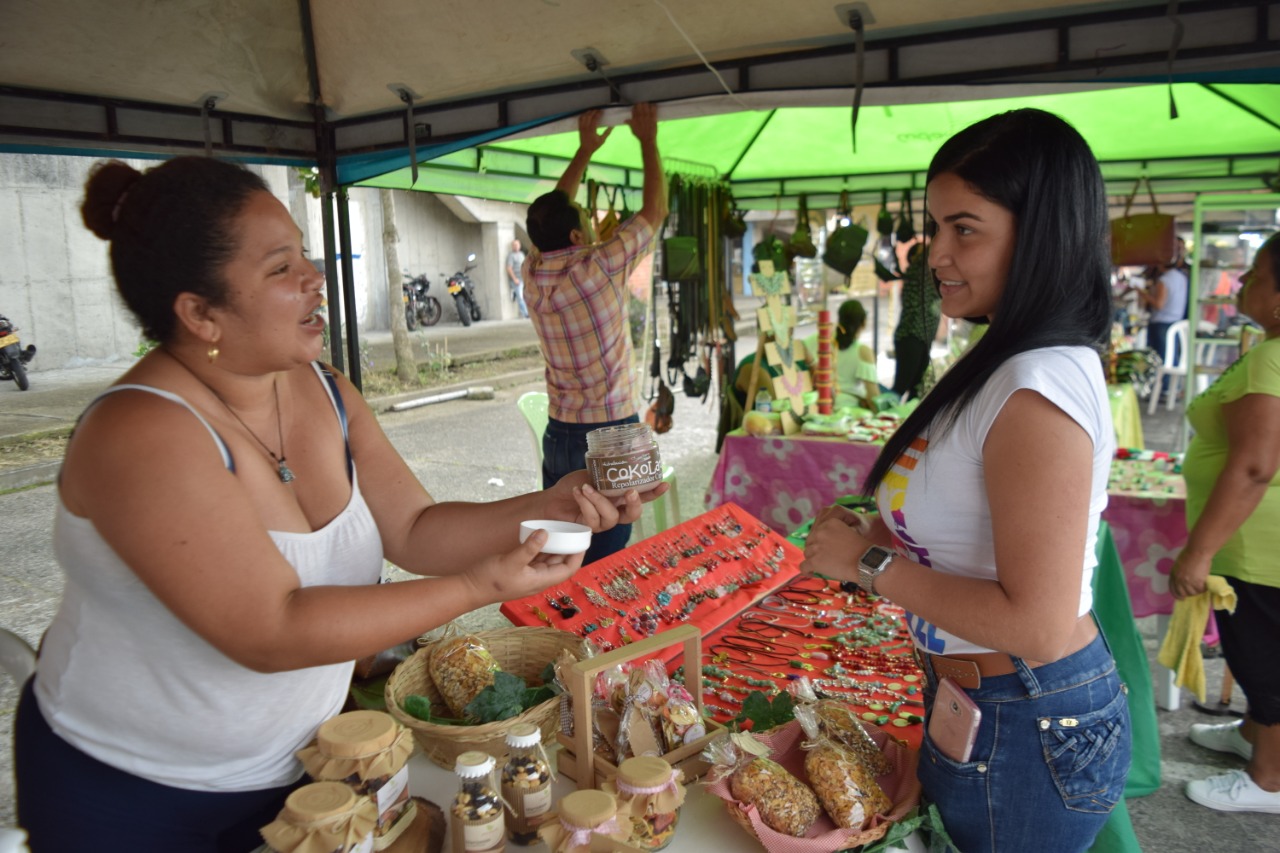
[260,781,377,853]
[298,710,416,848]
[585,423,664,497]
[606,756,685,850]
[536,789,630,853]
[451,751,506,853]
[500,722,554,845]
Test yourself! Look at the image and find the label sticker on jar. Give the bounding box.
[523,786,552,817]
[464,816,505,850]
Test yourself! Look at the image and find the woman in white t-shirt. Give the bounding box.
[801,109,1130,853]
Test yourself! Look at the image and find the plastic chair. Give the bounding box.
[1147,320,1190,414]
[0,628,35,685]
[514,391,680,535]
[517,390,550,487]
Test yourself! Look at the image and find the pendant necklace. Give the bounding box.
[217,380,295,483]
[169,351,295,483]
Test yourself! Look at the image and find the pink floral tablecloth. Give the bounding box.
[705,433,1188,618]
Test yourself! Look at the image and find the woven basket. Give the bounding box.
[710,721,921,853]
[385,626,582,769]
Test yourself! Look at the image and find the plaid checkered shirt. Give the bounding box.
[523,215,657,423]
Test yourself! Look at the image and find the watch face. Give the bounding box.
[863,546,892,567]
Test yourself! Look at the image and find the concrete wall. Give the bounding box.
[0,152,532,371]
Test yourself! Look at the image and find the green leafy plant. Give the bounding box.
[465,671,555,724]
[133,338,159,358]
[400,694,466,726]
[730,690,795,732]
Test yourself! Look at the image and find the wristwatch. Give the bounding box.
[857,545,894,594]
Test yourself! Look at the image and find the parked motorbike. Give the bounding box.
[0,314,36,391]
[445,253,482,327]
[401,270,442,330]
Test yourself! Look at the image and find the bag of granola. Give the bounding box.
[428,632,502,718]
[789,678,891,777]
[702,732,820,837]
[793,705,891,830]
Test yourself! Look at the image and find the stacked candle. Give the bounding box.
[815,309,833,414]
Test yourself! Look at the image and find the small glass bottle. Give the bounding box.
[500,722,554,845]
[260,781,377,853]
[585,423,664,497]
[608,756,685,850]
[450,751,505,853]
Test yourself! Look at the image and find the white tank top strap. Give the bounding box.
[83,384,235,472]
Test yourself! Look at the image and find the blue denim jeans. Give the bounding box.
[918,626,1131,853]
[542,414,637,565]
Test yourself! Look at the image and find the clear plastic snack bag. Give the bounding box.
[428,632,502,718]
[702,732,820,837]
[789,677,892,777]
[793,704,891,830]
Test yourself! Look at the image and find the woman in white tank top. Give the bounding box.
[16,156,667,851]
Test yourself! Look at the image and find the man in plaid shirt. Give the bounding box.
[524,103,668,563]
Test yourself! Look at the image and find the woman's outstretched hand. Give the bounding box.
[464,530,585,607]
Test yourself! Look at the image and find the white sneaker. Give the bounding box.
[1189,721,1254,760]
[1187,770,1280,813]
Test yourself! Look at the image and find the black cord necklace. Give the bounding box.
[218,380,294,483]
[170,351,295,483]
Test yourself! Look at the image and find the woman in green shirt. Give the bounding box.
[1172,231,1280,814]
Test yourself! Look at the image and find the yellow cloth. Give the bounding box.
[1157,576,1237,703]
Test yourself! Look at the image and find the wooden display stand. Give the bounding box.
[744,293,811,434]
[557,624,727,790]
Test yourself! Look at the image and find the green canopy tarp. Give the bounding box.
[359,82,1280,206]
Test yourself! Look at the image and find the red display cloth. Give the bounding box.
[696,578,925,751]
[499,503,801,664]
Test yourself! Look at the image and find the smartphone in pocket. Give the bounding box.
[928,677,982,763]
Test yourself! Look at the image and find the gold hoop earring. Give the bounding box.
[207,346,220,364]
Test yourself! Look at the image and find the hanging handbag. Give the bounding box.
[644,380,675,434]
[822,190,868,277]
[876,189,894,238]
[788,194,818,258]
[662,179,701,281]
[723,195,747,239]
[1110,178,1177,266]
[895,189,917,243]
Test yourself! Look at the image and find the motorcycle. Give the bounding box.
[0,314,36,391]
[445,253,482,327]
[401,270,442,330]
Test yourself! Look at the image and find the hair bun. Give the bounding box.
[81,161,142,240]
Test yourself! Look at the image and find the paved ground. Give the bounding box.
[0,298,1272,850]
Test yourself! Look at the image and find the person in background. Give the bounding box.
[891,241,942,401]
[523,104,668,564]
[14,156,663,851]
[801,109,1130,852]
[1171,231,1280,815]
[1139,253,1190,393]
[506,238,529,319]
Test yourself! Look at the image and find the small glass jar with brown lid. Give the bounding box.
[585,423,664,497]
[500,722,554,845]
[260,780,377,853]
[298,710,416,847]
[451,751,505,853]
[604,756,685,850]
[537,789,630,853]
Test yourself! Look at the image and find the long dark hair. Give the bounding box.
[863,109,1112,495]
